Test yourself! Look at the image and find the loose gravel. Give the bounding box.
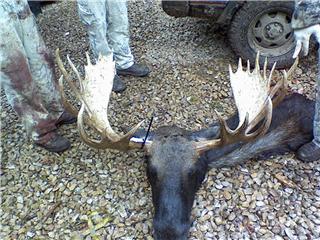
[1,1,320,239]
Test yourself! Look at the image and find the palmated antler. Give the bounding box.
[194,54,298,154]
[55,49,145,151]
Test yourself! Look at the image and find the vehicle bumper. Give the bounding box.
[162,0,229,18]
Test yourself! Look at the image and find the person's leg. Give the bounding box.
[105,0,150,77]
[20,0,64,118]
[313,73,320,145]
[297,48,320,162]
[0,1,70,152]
[105,0,133,69]
[77,0,126,92]
[77,0,111,58]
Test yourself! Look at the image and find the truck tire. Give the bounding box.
[228,1,295,69]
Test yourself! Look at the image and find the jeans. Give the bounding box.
[77,0,134,69]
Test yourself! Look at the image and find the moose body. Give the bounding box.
[147,93,314,240]
[56,50,315,239]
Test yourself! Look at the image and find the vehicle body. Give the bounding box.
[162,0,296,69]
[162,0,236,20]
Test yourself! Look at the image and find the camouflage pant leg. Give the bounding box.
[314,84,320,144]
[0,0,63,143]
[20,1,64,115]
[314,48,320,144]
[292,0,320,29]
[77,0,134,69]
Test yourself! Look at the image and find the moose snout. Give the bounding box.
[153,219,190,240]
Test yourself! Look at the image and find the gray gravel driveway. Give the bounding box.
[1,1,320,239]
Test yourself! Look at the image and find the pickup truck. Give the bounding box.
[162,1,296,69]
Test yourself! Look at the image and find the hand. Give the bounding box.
[293,24,320,58]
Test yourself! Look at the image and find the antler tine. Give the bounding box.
[238,58,243,71]
[57,75,79,116]
[222,96,272,142]
[55,49,82,102]
[254,51,260,73]
[66,55,85,92]
[268,57,299,108]
[85,52,91,66]
[268,62,277,85]
[65,54,95,117]
[55,49,81,118]
[217,110,249,144]
[268,76,286,108]
[263,57,267,81]
[229,64,233,76]
[286,56,299,79]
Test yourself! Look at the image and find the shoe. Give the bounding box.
[296,141,320,162]
[35,132,71,153]
[56,111,77,126]
[117,63,150,77]
[112,75,126,93]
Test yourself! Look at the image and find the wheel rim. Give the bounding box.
[247,7,295,57]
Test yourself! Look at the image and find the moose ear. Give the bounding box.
[190,123,220,141]
[190,113,240,142]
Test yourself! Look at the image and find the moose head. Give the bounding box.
[55,50,313,240]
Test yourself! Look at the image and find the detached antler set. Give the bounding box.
[55,49,294,154]
[55,49,305,240]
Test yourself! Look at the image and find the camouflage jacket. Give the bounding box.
[292,0,320,29]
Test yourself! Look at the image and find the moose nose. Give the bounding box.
[153,219,189,240]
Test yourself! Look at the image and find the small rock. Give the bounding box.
[215,217,223,225]
[285,228,297,240]
[223,190,232,200]
[256,201,265,207]
[26,231,35,237]
[228,212,236,221]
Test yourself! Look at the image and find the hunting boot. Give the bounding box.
[296,141,320,162]
[117,63,150,77]
[56,111,77,127]
[35,131,71,153]
[112,75,126,93]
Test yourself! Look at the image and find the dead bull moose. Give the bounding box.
[55,49,314,240]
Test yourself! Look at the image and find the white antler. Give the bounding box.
[194,53,294,154]
[56,49,144,151]
[229,52,275,125]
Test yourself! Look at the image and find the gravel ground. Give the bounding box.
[1,1,320,239]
